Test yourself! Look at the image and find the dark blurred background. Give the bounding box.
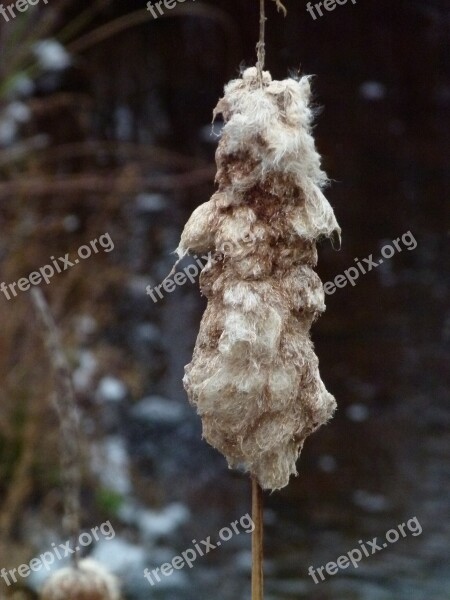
[0,0,449,599]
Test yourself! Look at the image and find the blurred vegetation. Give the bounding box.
[0,1,125,577]
[0,1,217,587]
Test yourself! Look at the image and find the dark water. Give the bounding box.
[114,154,449,600]
[122,197,448,600]
[103,1,449,598]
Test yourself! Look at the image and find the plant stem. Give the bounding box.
[255,0,288,86]
[256,0,266,86]
[31,288,81,568]
[251,476,264,600]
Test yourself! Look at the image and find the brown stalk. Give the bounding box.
[251,476,264,600]
[256,0,266,86]
[256,0,287,86]
[30,288,81,567]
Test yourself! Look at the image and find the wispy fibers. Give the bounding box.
[177,67,340,491]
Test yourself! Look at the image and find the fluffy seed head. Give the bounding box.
[178,67,340,490]
[40,559,121,600]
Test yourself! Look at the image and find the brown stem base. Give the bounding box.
[251,476,264,600]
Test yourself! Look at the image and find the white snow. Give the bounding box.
[135,193,167,213]
[346,403,370,422]
[97,376,127,402]
[91,436,131,496]
[92,537,146,573]
[75,314,98,337]
[353,489,390,513]
[0,102,31,146]
[27,556,71,591]
[7,101,31,123]
[139,503,189,538]
[119,501,189,539]
[73,350,97,392]
[131,396,185,425]
[33,39,72,71]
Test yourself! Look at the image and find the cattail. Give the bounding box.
[176,66,340,491]
[41,559,121,600]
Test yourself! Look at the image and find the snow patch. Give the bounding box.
[91,436,131,496]
[119,501,189,540]
[131,396,185,425]
[33,39,72,71]
[97,376,127,402]
[135,193,167,213]
[346,403,369,422]
[353,489,390,513]
[92,537,146,574]
[73,350,97,392]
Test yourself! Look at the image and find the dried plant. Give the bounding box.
[40,559,121,600]
[31,288,81,562]
[177,66,340,491]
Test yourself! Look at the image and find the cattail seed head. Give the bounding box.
[40,559,121,600]
[177,67,340,491]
